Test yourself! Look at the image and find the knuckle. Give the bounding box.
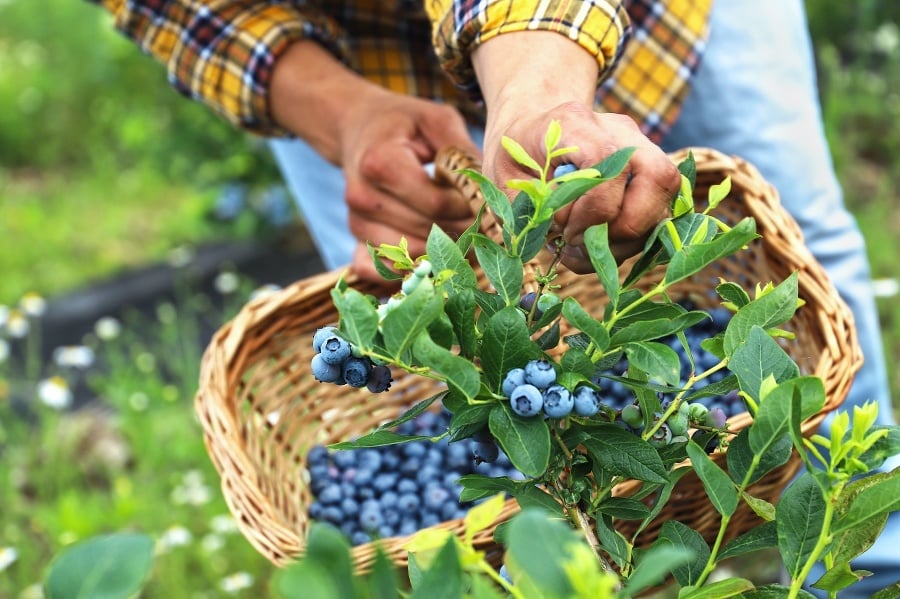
[357,147,391,182]
[344,181,378,213]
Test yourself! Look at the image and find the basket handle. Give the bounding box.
[433,146,507,246]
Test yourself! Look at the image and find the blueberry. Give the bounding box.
[688,402,709,424]
[398,519,419,536]
[351,531,371,546]
[509,384,544,417]
[473,440,500,464]
[541,384,573,418]
[423,485,451,511]
[312,326,339,353]
[621,403,643,428]
[524,359,556,389]
[572,385,600,417]
[380,491,399,508]
[342,357,372,388]
[320,335,352,365]
[321,506,343,523]
[649,423,673,448]
[536,292,560,313]
[499,563,513,584]
[311,353,343,383]
[317,484,342,505]
[668,411,689,437]
[333,450,356,469]
[518,291,540,317]
[359,507,384,531]
[372,472,398,492]
[307,445,329,466]
[397,478,418,494]
[705,406,728,429]
[501,368,527,397]
[398,493,421,511]
[553,163,578,178]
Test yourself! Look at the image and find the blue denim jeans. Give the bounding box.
[269,0,896,592]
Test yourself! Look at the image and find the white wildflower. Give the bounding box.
[37,376,73,410]
[872,277,899,298]
[201,533,225,553]
[874,22,900,55]
[156,526,193,554]
[220,572,254,594]
[0,546,18,571]
[214,271,241,295]
[19,583,44,599]
[53,345,95,369]
[6,309,29,338]
[128,392,149,412]
[167,245,194,268]
[210,514,239,535]
[249,284,282,301]
[171,470,213,506]
[94,316,122,340]
[0,339,9,364]
[135,352,157,373]
[19,292,47,317]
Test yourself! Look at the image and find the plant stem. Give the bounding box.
[788,499,836,598]
[479,561,526,599]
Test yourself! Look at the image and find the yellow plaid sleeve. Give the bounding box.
[87,0,352,136]
[426,0,630,97]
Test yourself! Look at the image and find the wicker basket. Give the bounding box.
[195,146,861,573]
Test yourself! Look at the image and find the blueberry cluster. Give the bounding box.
[501,359,600,419]
[620,398,728,448]
[307,410,523,545]
[310,326,392,393]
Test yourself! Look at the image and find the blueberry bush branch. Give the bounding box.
[308,120,900,598]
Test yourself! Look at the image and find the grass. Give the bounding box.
[0,0,898,596]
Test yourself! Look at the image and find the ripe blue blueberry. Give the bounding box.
[509,384,543,417]
[367,364,392,393]
[518,292,542,318]
[542,384,573,418]
[311,353,343,383]
[572,385,600,417]
[553,163,578,178]
[342,357,372,388]
[501,368,526,397]
[359,507,384,531]
[312,326,338,353]
[524,359,556,389]
[320,335,352,365]
[473,440,500,464]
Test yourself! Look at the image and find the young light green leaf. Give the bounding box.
[707,176,732,211]
[581,423,669,483]
[506,178,545,202]
[777,473,827,579]
[716,281,750,309]
[741,491,777,522]
[501,135,543,175]
[584,224,620,308]
[44,533,154,599]
[408,536,465,599]
[686,440,739,517]
[672,174,694,217]
[678,578,756,599]
[472,234,523,306]
[623,543,694,597]
[489,403,551,478]
[366,242,404,281]
[544,119,562,155]
[723,272,800,356]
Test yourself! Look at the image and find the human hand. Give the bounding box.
[482,102,680,273]
[336,91,480,281]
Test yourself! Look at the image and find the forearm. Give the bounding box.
[269,41,390,165]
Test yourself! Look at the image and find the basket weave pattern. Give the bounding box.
[195,147,861,571]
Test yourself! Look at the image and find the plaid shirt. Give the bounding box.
[89,0,710,142]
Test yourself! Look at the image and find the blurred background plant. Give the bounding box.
[0,0,897,596]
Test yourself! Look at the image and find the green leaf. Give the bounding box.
[624,341,681,386]
[730,326,800,406]
[657,520,710,586]
[664,217,758,285]
[727,429,793,486]
[561,297,610,352]
[595,515,631,569]
[278,524,358,599]
[741,491,777,522]
[409,536,465,599]
[624,543,694,597]
[679,578,756,599]
[44,533,154,599]
[707,177,732,211]
[504,191,553,262]
[584,224,620,308]
[581,423,668,483]
[460,168,514,228]
[719,521,778,561]
[832,468,900,534]
[610,311,708,345]
[515,485,565,516]
[660,213,716,257]
[457,474,517,503]
[412,331,480,401]
[811,562,874,594]
[723,272,800,356]
[426,224,477,289]
[446,288,477,359]
[489,404,551,478]
[594,497,651,520]
[678,151,697,189]
[859,425,900,470]
[686,441,739,517]
[716,282,750,309]
[331,286,380,352]
[540,175,604,219]
[560,348,595,380]
[481,306,539,391]
[544,119,562,154]
[777,473,827,579]
[329,429,433,450]
[366,242,404,281]
[367,548,402,599]
[749,376,822,457]
[473,234,523,306]
[507,510,578,597]
[501,135,543,175]
[830,470,894,563]
[872,582,900,599]
[738,584,817,598]
[595,146,636,179]
[381,282,444,357]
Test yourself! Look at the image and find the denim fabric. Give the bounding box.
[270,0,897,591]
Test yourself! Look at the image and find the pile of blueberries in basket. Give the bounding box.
[306,410,524,546]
